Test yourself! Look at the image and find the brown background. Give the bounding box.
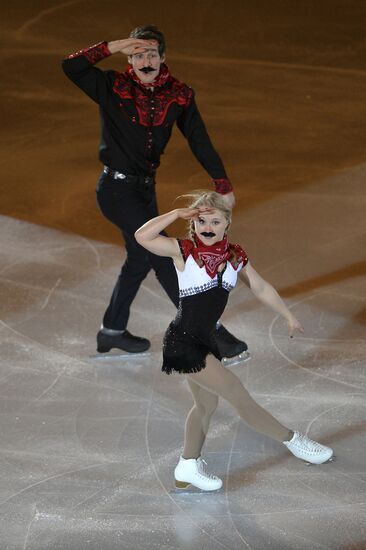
[2,0,366,243]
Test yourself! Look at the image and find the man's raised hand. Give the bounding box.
[107,38,158,56]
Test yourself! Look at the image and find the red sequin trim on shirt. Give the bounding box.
[68,42,111,64]
[228,243,248,270]
[112,65,193,127]
[127,64,171,89]
[213,178,233,194]
[179,239,194,261]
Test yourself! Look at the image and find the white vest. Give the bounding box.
[175,254,243,298]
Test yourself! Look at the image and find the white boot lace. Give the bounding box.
[294,433,326,454]
[197,458,217,480]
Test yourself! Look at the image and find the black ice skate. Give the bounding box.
[97,330,150,354]
[214,325,250,366]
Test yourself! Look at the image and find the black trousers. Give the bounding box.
[96,171,179,330]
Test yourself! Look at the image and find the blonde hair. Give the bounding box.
[177,190,232,240]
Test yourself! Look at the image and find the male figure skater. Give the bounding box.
[62,25,247,359]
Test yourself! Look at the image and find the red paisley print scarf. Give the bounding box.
[192,235,231,279]
[127,63,171,89]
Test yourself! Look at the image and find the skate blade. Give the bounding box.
[305,455,336,466]
[174,481,221,493]
[222,351,250,367]
[89,352,152,360]
[175,480,192,490]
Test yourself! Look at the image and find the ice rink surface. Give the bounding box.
[1,1,366,549]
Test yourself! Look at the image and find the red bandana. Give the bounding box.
[192,235,231,279]
[126,63,171,89]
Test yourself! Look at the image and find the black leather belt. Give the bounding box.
[103,166,155,186]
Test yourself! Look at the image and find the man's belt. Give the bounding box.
[103,166,154,186]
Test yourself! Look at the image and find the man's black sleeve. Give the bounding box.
[176,96,233,193]
[61,42,112,105]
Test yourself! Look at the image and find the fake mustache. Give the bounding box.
[139,67,156,74]
[201,232,216,238]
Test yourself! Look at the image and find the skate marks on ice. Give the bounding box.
[1,219,366,548]
[268,291,366,391]
[89,352,152,361]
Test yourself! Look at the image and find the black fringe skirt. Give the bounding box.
[162,321,221,375]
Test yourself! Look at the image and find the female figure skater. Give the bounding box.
[135,191,333,491]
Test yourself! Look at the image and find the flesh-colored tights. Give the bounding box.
[183,355,292,459]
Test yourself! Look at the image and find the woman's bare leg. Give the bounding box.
[182,378,219,459]
[187,355,292,442]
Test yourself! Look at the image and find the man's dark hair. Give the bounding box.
[129,25,166,56]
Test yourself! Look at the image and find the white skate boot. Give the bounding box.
[283,431,333,464]
[174,456,223,491]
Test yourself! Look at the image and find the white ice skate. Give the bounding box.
[283,431,333,465]
[174,456,222,491]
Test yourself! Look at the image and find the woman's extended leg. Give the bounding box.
[187,355,292,442]
[174,378,222,491]
[186,355,333,465]
[182,378,219,459]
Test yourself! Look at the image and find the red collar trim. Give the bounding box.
[126,63,171,89]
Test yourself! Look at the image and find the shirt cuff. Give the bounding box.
[213,178,233,194]
[67,41,112,64]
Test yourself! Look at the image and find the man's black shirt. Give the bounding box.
[62,42,232,192]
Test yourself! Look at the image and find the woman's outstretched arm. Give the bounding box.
[135,208,202,258]
[239,262,304,337]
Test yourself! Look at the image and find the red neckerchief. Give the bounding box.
[126,63,171,89]
[192,235,231,279]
